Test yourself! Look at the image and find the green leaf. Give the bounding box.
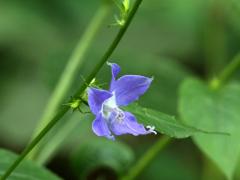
[70,139,134,179]
[124,104,206,139]
[179,78,240,179]
[0,149,60,180]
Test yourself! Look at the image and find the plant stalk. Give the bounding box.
[0,0,144,179]
[28,1,111,160]
[121,136,172,180]
[218,53,240,85]
[210,53,240,89]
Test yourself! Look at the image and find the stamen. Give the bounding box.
[113,108,125,122]
[146,125,157,135]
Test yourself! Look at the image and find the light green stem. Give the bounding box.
[28,2,111,160]
[122,136,172,180]
[0,0,143,179]
[218,53,240,84]
[210,53,240,89]
[35,112,84,165]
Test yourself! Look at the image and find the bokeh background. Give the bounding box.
[1,0,240,179]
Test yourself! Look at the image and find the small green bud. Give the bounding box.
[122,0,130,13]
[210,77,221,90]
[110,0,130,27]
[70,99,81,109]
[90,78,97,86]
[114,15,125,26]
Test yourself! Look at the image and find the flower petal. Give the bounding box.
[111,75,153,106]
[110,111,150,136]
[107,62,121,91]
[87,88,112,115]
[92,113,114,140]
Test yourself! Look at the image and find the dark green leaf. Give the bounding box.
[124,104,207,139]
[70,139,134,179]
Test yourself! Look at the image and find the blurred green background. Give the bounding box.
[0,0,240,179]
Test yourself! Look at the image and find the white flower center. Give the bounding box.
[101,93,125,123]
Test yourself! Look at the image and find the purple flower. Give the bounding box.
[87,62,156,140]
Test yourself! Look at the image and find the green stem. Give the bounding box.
[28,1,111,160]
[203,0,227,78]
[72,0,143,96]
[0,0,143,179]
[121,136,172,180]
[0,106,70,180]
[218,53,240,84]
[210,53,240,89]
[35,112,85,165]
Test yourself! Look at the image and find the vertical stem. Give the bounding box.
[28,2,111,160]
[203,0,227,78]
[122,136,172,180]
[0,0,144,179]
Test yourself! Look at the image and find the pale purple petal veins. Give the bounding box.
[87,88,112,115]
[111,75,153,106]
[107,62,121,91]
[92,113,114,140]
[110,111,151,136]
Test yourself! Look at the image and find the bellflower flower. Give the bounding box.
[87,62,157,140]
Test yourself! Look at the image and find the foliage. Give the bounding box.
[0,0,240,179]
[0,149,60,180]
[179,78,240,179]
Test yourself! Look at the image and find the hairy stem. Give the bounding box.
[121,136,172,180]
[28,1,111,160]
[0,0,143,179]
